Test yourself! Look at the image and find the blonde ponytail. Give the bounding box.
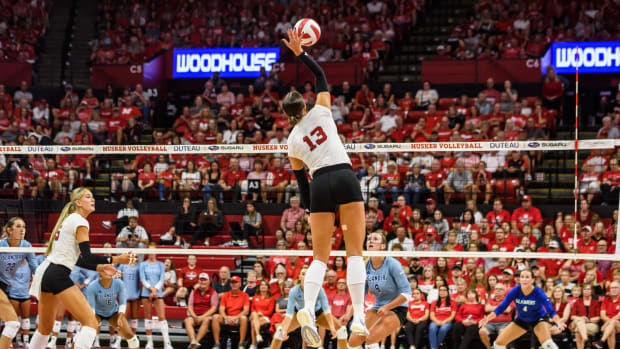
[46,187,88,256]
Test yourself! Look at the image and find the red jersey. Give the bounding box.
[577,239,597,254]
[138,171,156,185]
[106,117,126,133]
[270,169,289,186]
[601,297,620,318]
[538,258,564,277]
[323,283,338,299]
[329,293,352,318]
[251,295,275,316]
[223,169,246,186]
[486,210,511,228]
[511,207,543,230]
[426,170,447,188]
[437,129,453,142]
[189,287,218,315]
[42,169,66,181]
[455,303,485,322]
[15,171,34,186]
[158,170,179,188]
[408,300,430,319]
[431,300,457,321]
[381,173,400,188]
[220,291,250,316]
[179,266,203,288]
[487,297,513,322]
[603,170,620,186]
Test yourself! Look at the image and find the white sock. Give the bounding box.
[49,336,57,345]
[24,334,29,344]
[347,256,366,318]
[127,336,139,349]
[304,260,327,312]
[130,319,138,332]
[30,331,50,349]
[159,320,171,346]
[146,335,153,343]
[368,344,380,349]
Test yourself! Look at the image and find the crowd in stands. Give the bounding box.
[90,0,424,76]
[0,0,50,63]
[436,0,620,61]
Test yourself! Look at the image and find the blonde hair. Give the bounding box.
[46,187,90,256]
[552,285,567,304]
[2,217,24,239]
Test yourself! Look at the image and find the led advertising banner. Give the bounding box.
[172,47,280,78]
[542,41,620,74]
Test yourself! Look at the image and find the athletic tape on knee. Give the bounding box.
[127,335,140,349]
[74,326,97,349]
[346,256,366,285]
[130,319,138,330]
[52,320,61,334]
[336,326,348,340]
[1,321,20,339]
[144,319,153,331]
[21,318,30,330]
[274,327,283,341]
[67,321,77,333]
[542,339,559,349]
[493,344,507,349]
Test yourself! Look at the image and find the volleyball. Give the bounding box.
[294,18,321,46]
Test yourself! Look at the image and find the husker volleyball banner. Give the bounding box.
[172,47,281,78]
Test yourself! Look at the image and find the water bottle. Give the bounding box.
[226,338,231,349]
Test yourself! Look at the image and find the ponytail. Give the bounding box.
[46,187,89,256]
[288,114,302,127]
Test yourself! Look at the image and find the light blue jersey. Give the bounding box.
[118,264,140,300]
[139,260,165,298]
[70,265,99,294]
[365,257,411,310]
[493,285,558,322]
[0,238,38,287]
[34,255,46,267]
[7,262,31,300]
[86,279,127,318]
[286,285,330,317]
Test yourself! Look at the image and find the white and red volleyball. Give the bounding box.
[294,18,321,46]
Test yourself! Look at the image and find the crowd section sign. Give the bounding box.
[542,41,620,74]
[172,47,281,78]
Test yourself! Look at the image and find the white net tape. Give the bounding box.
[0,139,617,154]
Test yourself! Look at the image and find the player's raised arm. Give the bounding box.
[282,28,330,108]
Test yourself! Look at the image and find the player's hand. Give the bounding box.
[101,264,118,277]
[377,306,389,317]
[555,320,566,331]
[281,330,289,341]
[282,28,303,56]
[478,317,488,328]
[116,252,138,266]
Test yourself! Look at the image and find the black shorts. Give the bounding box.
[9,297,30,303]
[0,281,8,294]
[513,315,550,331]
[41,263,74,295]
[391,307,408,326]
[96,313,117,321]
[311,164,363,213]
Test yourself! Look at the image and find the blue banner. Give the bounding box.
[172,47,281,78]
[543,41,620,74]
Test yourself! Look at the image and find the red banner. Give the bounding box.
[422,59,542,84]
[91,65,144,89]
[0,63,33,87]
[274,61,362,86]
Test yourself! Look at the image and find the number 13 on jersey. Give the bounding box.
[302,126,327,151]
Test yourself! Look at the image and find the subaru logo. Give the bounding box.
[60,146,70,151]
[528,142,540,148]
[364,144,375,149]
[208,145,219,151]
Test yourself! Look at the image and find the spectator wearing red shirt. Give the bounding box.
[425,160,446,204]
[486,258,516,282]
[570,284,600,349]
[490,228,514,252]
[184,273,218,348]
[538,240,564,278]
[157,161,179,201]
[405,288,430,349]
[511,195,542,233]
[429,286,457,349]
[249,280,275,347]
[137,162,156,202]
[212,276,250,348]
[480,283,513,349]
[106,108,126,144]
[596,281,620,349]
[329,278,352,327]
[486,199,512,230]
[453,289,486,349]
[542,67,563,110]
[175,255,203,307]
[219,158,246,202]
[578,226,597,254]
[377,161,401,204]
[601,158,620,205]
[323,270,338,299]
[265,157,289,204]
[15,163,35,200]
[353,84,374,110]
[38,158,67,200]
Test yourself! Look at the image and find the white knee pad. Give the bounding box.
[337,326,348,340]
[21,318,30,331]
[367,344,380,349]
[273,327,283,341]
[144,319,153,331]
[67,321,78,333]
[130,319,138,330]
[52,320,61,334]
[127,335,140,349]
[74,326,97,349]
[542,339,559,349]
[1,321,20,339]
[493,344,507,349]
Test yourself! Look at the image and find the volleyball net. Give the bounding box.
[0,139,619,271]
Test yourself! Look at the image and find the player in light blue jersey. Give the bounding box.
[270,266,348,349]
[479,269,566,349]
[139,243,172,349]
[0,217,39,349]
[8,261,33,347]
[348,232,412,349]
[86,270,140,349]
[117,263,140,333]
